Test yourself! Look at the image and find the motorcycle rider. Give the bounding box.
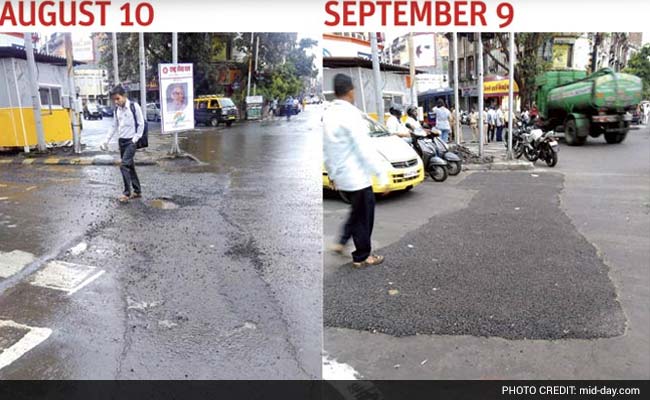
[386,104,411,141]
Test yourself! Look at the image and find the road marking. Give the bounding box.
[21,159,34,165]
[0,250,35,279]
[322,353,361,380]
[29,261,105,295]
[0,320,52,371]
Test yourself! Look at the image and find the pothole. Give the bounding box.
[149,198,179,210]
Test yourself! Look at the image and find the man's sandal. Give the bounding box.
[118,195,130,203]
[352,255,385,268]
[329,243,345,255]
[130,193,142,199]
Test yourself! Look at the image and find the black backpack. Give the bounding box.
[116,102,149,149]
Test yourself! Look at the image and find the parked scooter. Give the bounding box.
[408,129,448,182]
[430,134,463,175]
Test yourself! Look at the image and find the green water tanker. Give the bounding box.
[535,68,642,145]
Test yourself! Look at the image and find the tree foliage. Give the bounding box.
[484,33,553,107]
[624,44,650,99]
[98,33,317,104]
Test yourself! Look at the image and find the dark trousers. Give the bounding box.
[119,138,141,196]
[487,124,496,142]
[496,126,504,142]
[339,186,375,262]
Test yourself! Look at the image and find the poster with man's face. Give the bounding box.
[159,63,195,133]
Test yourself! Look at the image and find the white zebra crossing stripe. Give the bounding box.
[0,320,52,371]
[0,250,35,279]
[29,261,105,295]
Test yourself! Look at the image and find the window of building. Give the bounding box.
[38,85,62,113]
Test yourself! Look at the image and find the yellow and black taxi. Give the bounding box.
[194,95,238,127]
[323,114,425,200]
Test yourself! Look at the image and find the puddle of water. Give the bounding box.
[149,198,179,210]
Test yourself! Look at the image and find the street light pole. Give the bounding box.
[507,32,515,160]
[246,33,254,98]
[253,35,260,96]
[453,32,461,145]
[170,32,181,155]
[112,32,119,85]
[24,33,46,152]
[408,33,416,106]
[370,32,384,122]
[64,33,81,154]
[138,33,146,116]
[478,33,485,157]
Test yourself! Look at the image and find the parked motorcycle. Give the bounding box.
[521,128,559,167]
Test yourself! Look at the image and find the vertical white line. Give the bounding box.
[2,59,20,147]
[11,59,29,152]
[357,67,366,113]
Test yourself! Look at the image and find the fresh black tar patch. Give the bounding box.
[324,172,626,339]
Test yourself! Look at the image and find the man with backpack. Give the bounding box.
[101,85,146,203]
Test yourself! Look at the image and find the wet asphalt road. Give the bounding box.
[0,107,321,379]
[324,126,650,379]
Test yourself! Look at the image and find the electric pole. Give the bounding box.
[478,33,485,157]
[24,33,46,152]
[65,33,81,154]
[370,32,384,122]
[507,32,515,160]
[112,32,119,85]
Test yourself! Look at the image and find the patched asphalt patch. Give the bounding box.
[324,172,627,340]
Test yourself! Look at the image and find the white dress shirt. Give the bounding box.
[323,99,389,192]
[106,99,145,144]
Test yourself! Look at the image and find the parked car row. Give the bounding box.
[81,95,242,128]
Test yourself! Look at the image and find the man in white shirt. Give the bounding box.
[102,85,145,203]
[486,106,497,142]
[323,74,389,267]
[434,99,451,142]
[386,104,411,141]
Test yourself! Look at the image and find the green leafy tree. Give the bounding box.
[624,44,650,99]
[98,33,230,94]
[483,33,553,107]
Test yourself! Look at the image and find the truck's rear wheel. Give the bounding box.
[564,119,586,146]
[604,132,627,144]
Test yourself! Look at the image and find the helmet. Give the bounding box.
[389,104,403,118]
[406,105,418,119]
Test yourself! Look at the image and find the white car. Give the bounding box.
[146,103,161,122]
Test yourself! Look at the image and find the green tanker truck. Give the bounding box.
[535,68,642,145]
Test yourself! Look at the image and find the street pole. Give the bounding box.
[24,33,46,152]
[170,32,181,155]
[370,32,384,122]
[253,35,260,96]
[112,32,119,85]
[452,32,461,145]
[172,32,178,64]
[246,33,254,98]
[477,33,485,157]
[408,33,416,106]
[64,33,81,154]
[139,33,146,114]
[507,32,515,160]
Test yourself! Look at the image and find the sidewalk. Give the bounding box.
[451,125,533,171]
[0,129,193,167]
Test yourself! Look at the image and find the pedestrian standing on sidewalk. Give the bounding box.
[469,108,479,142]
[487,105,496,142]
[323,73,389,268]
[495,105,505,142]
[434,99,451,143]
[101,85,145,203]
